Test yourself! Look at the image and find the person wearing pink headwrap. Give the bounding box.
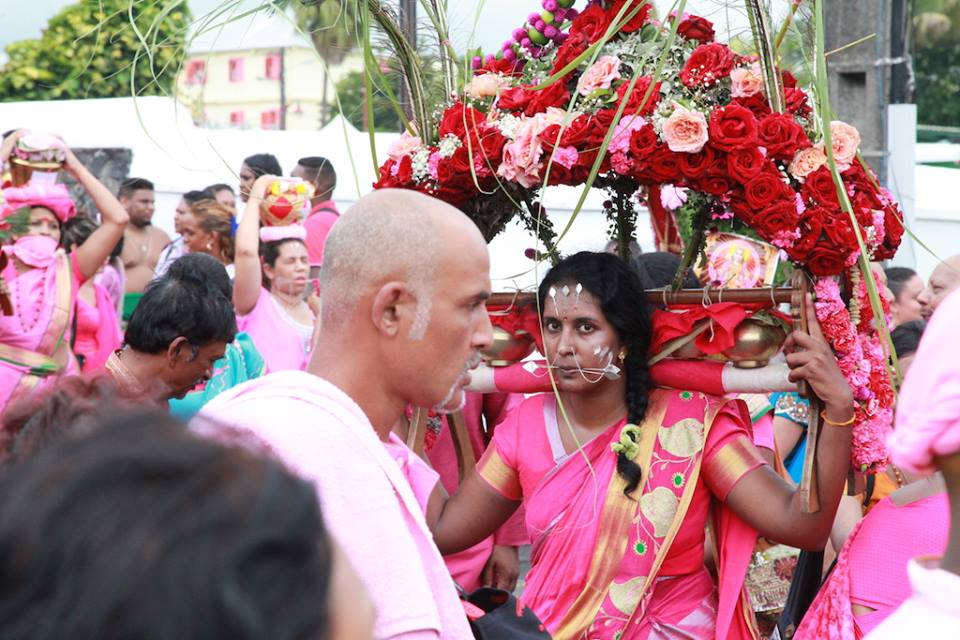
[233,175,319,372]
[866,288,960,638]
[0,130,128,412]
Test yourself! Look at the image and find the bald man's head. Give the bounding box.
[317,188,493,413]
[322,189,481,332]
[919,255,960,321]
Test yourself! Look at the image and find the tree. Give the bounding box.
[914,0,960,127]
[0,0,190,102]
[333,70,403,131]
[291,0,360,125]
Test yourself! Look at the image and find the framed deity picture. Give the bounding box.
[697,232,781,289]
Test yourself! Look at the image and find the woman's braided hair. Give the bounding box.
[538,252,653,496]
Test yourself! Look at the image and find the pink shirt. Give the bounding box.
[866,557,960,638]
[237,288,312,373]
[194,372,472,640]
[303,200,340,267]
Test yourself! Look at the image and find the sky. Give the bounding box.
[1,0,758,56]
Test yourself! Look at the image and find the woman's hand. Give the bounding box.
[249,174,277,203]
[783,294,854,423]
[0,129,27,167]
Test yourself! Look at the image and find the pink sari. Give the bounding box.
[477,389,764,639]
[73,283,122,372]
[0,241,80,411]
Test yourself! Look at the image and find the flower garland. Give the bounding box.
[814,275,895,471]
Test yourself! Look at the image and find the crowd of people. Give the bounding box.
[1,129,960,640]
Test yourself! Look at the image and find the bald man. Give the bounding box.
[195,181,488,639]
[918,255,960,321]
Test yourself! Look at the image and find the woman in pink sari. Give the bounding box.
[0,132,128,411]
[234,175,318,372]
[431,252,857,639]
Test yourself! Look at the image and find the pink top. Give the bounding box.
[865,557,960,639]
[796,491,949,639]
[890,288,960,473]
[73,283,122,372]
[237,288,313,373]
[0,241,84,410]
[303,200,340,267]
[193,371,472,640]
[384,431,441,514]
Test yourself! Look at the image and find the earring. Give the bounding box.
[206,241,213,250]
[618,350,627,363]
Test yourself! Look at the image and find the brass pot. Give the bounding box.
[721,319,787,369]
[482,327,535,367]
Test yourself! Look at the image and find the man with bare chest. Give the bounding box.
[119,178,169,316]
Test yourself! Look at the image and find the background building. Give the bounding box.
[176,11,362,131]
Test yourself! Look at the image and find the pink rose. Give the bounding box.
[609,114,647,154]
[465,73,510,99]
[498,117,546,188]
[788,143,827,179]
[830,120,861,169]
[576,56,621,96]
[730,62,763,98]
[427,151,440,180]
[661,105,709,153]
[387,132,422,162]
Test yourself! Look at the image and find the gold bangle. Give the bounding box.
[820,409,855,427]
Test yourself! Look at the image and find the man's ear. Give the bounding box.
[370,282,407,337]
[167,336,190,365]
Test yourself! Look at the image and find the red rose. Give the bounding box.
[726,147,767,182]
[697,173,734,196]
[579,109,617,148]
[477,56,520,76]
[477,129,506,166]
[647,147,682,183]
[629,124,659,159]
[785,87,811,118]
[801,166,841,207]
[373,159,401,189]
[758,113,811,160]
[445,146,474,176]
[569,4,613,43]
[395,155,414,183]
[615,76,661,116]
[755,199,801,235]
[744,172,789,210]
[677,15,715,43]
[680,43,734,88]
[608,0,652,33]
[558,114,592,148]
[805,244,850,276]
[438,102,485,139]
[786,207,828,260]
[527,81,571,116]
[822,215,861,252]
[551,33,589,79]
[497,86,532,114]
[781,70,798,89]
[678,146,717,179]
[708,104,759,151]
[732,94,772,119]
[876,204,905,259]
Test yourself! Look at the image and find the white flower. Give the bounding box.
[410,147,432,182]
[437,134,462,159]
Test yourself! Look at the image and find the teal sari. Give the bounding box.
[169,332,266,420]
